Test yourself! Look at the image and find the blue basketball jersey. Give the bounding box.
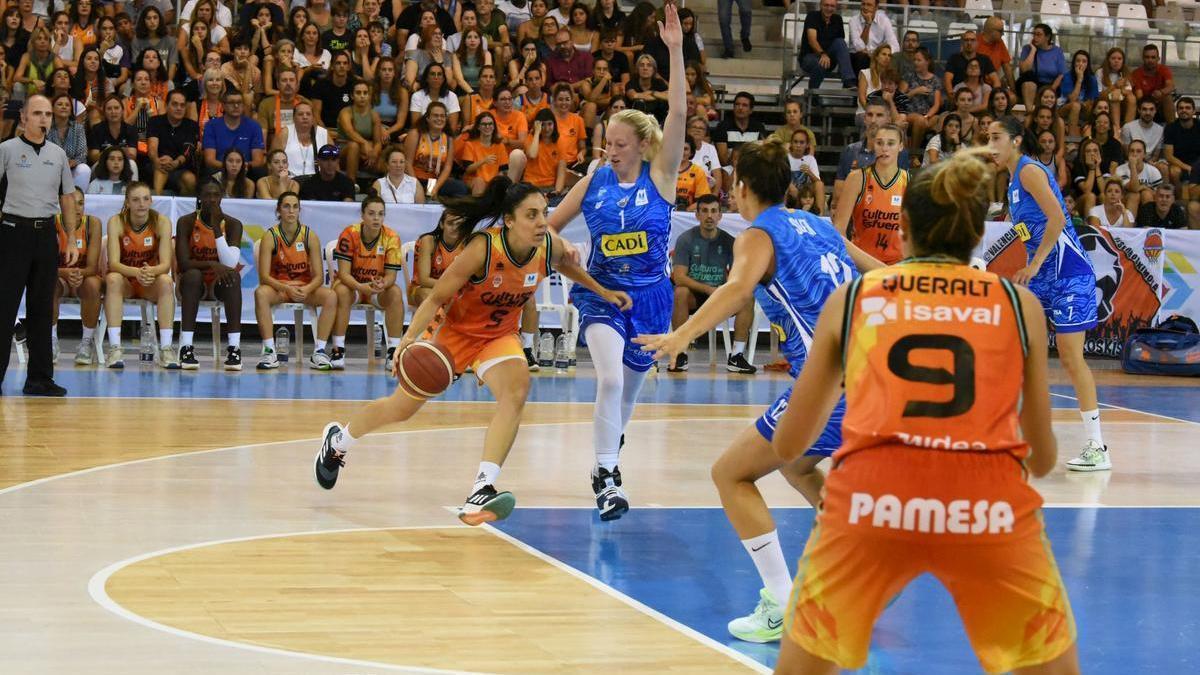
[751,205,858,376]
[580,162,674,289]
[1007,155,1094,279]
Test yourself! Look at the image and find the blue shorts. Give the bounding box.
[756,386,845,458]
[573,278,673,372]
[1028,272,1098,333]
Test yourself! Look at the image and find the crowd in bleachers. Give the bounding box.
[777,0,1200,228]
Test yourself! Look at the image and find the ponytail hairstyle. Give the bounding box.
[119,181,157,223]
[902,148,994,262]
[995,114,1029,156]
[733,136,791,205]
[609,108,663,161]
[874,121,907,155]
[439,175,544,241]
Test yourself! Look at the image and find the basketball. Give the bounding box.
[397,341,455,399]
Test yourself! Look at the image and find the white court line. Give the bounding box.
[1049,391,1200,427]
[483,504,1199,510]
[476,516,772,675]
[87,526,494,675]
[0,417,756,498]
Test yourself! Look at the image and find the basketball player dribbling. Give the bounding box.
[771,149,1079,675]
[313,177,631,526]
[833,122,908,266]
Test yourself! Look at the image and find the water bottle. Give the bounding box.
[275,327,290,362]
[554,335,569,372]
[566,329,577,369]
[538,331,555,368]
[374,325,384,357]
[139,322,155,362]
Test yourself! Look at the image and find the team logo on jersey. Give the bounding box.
[492,274,503,288]
[634,189,648,206]
[143,236,153,247]
[601,231,648,257]
[1011,189,1020,203]
[860,297,897,326]
[377,246,384,255]
[523,272,538,287]
[296,242,306,252]
[890,195,903,206]
[122,236,131,246]
[75,239,82,248]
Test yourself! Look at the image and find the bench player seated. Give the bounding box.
[254,191,338,370]
[53,189,103,365]
[176,182,246,370]
[330,196,406,369]
[103,182,180,369]
[409,211,467,309]
[669,194,757,374]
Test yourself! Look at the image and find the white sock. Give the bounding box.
[227,332,240,348]
[159,328,173,347]
[1080,409,1104,448]
[473,461,501,490]
[51,323,57,340]
[522,331,535,349]
[315,338,327,351]
[387,336,401,347]
[107,327,121,348]
[332,335,345,348]
[733,340,746,355]
[742,530,793,607]
[587,324,628,471]
[180,330,194,347]
[331,424,359,453]
[263,337,276,352]
[81,326,94,341]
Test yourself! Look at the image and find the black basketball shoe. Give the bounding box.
[459,484,516,525]
[591,466,628,521]
[314,422,346,489]
[179,345,200,370]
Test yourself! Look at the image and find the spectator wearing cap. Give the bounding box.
[299,144,356,201]
[202,89,266,179]
[800,0,855,89]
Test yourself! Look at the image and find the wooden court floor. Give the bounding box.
[2,362,1198,674]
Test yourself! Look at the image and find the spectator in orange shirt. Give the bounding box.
[492,85,530,152]
[977,16,1013,91]
[674,136,711,211]
[523,108,565,194]
[550,82,587,172]
[517,67,550,122]
[1130,43,1176,124]
[455,110,527,194]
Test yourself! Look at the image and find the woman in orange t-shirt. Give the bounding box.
[522,108,564,193]
[312,177,630,526]
[455,110,515,194]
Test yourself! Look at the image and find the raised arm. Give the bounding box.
[648,0,686,200]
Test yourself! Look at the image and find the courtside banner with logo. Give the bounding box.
[53,198,1198,344]
[980,224,1165,357]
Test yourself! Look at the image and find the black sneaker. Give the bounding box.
[459,484,516,525]
[23,380,66,397]
[384,346,396,372]
[591,466,629,521]
[721,48,735,59]
[224,346,242,371]
[524,347,539,372]
[179,345,200,370]
[741,37,753,52]
[667,353,689,372]
[329,346,346,370]
[727,352,758,374]
[13,320,26,345]
[314,422,346,489]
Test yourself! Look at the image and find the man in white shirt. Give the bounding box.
[1120,99,1165,159]
[847,0,899,74]
[496,0,531,33]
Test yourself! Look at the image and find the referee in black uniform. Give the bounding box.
[0,94,79,397]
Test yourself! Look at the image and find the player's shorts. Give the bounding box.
[786,448,1076,673]
[127,277,155,300]
[1028,272,1097,333]
[572,277,672,372]
[755,385,845,458]
[435,323,524,379]
[332,279,386,308]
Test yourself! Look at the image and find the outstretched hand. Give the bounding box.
[632,331,688,363]
[658,0,683,51]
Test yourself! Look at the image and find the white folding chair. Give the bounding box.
[906,19,941,39]
[1037,0,1075,31]
[323,240,389,367]
[964,0,995,20]
[253,237,317,363]
[1117,3,1154,33]
[170,236,222,364]
[1184,36,1200,66]
[1075,1,1111,33]
[947,21,980,39]
[1147,34,1185,65]
[399,239,416,323]
[58,297,107,363]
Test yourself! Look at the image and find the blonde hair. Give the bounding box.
[903,147,994,261]
[609,108,663,161]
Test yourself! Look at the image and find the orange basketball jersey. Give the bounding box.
[189,216,222,282]
[333,222,403,283]
[118,211,163,269]
[443,227,551,339]
[410,231,466,288]
[56,214,93,269]
[838,260,1030,463]
[493,109,528,144]
[266,224,314,283]
[849,166,908,265]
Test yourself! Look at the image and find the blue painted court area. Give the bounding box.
[494,507,1200,674]
[9,367,1194,420]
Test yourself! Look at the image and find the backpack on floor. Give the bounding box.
[1120,314,1200,377]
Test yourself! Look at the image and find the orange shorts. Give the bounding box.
[786,449,1076,673]
[435,323,524,379]
[128,277,155,300]
[332,279,389,308]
